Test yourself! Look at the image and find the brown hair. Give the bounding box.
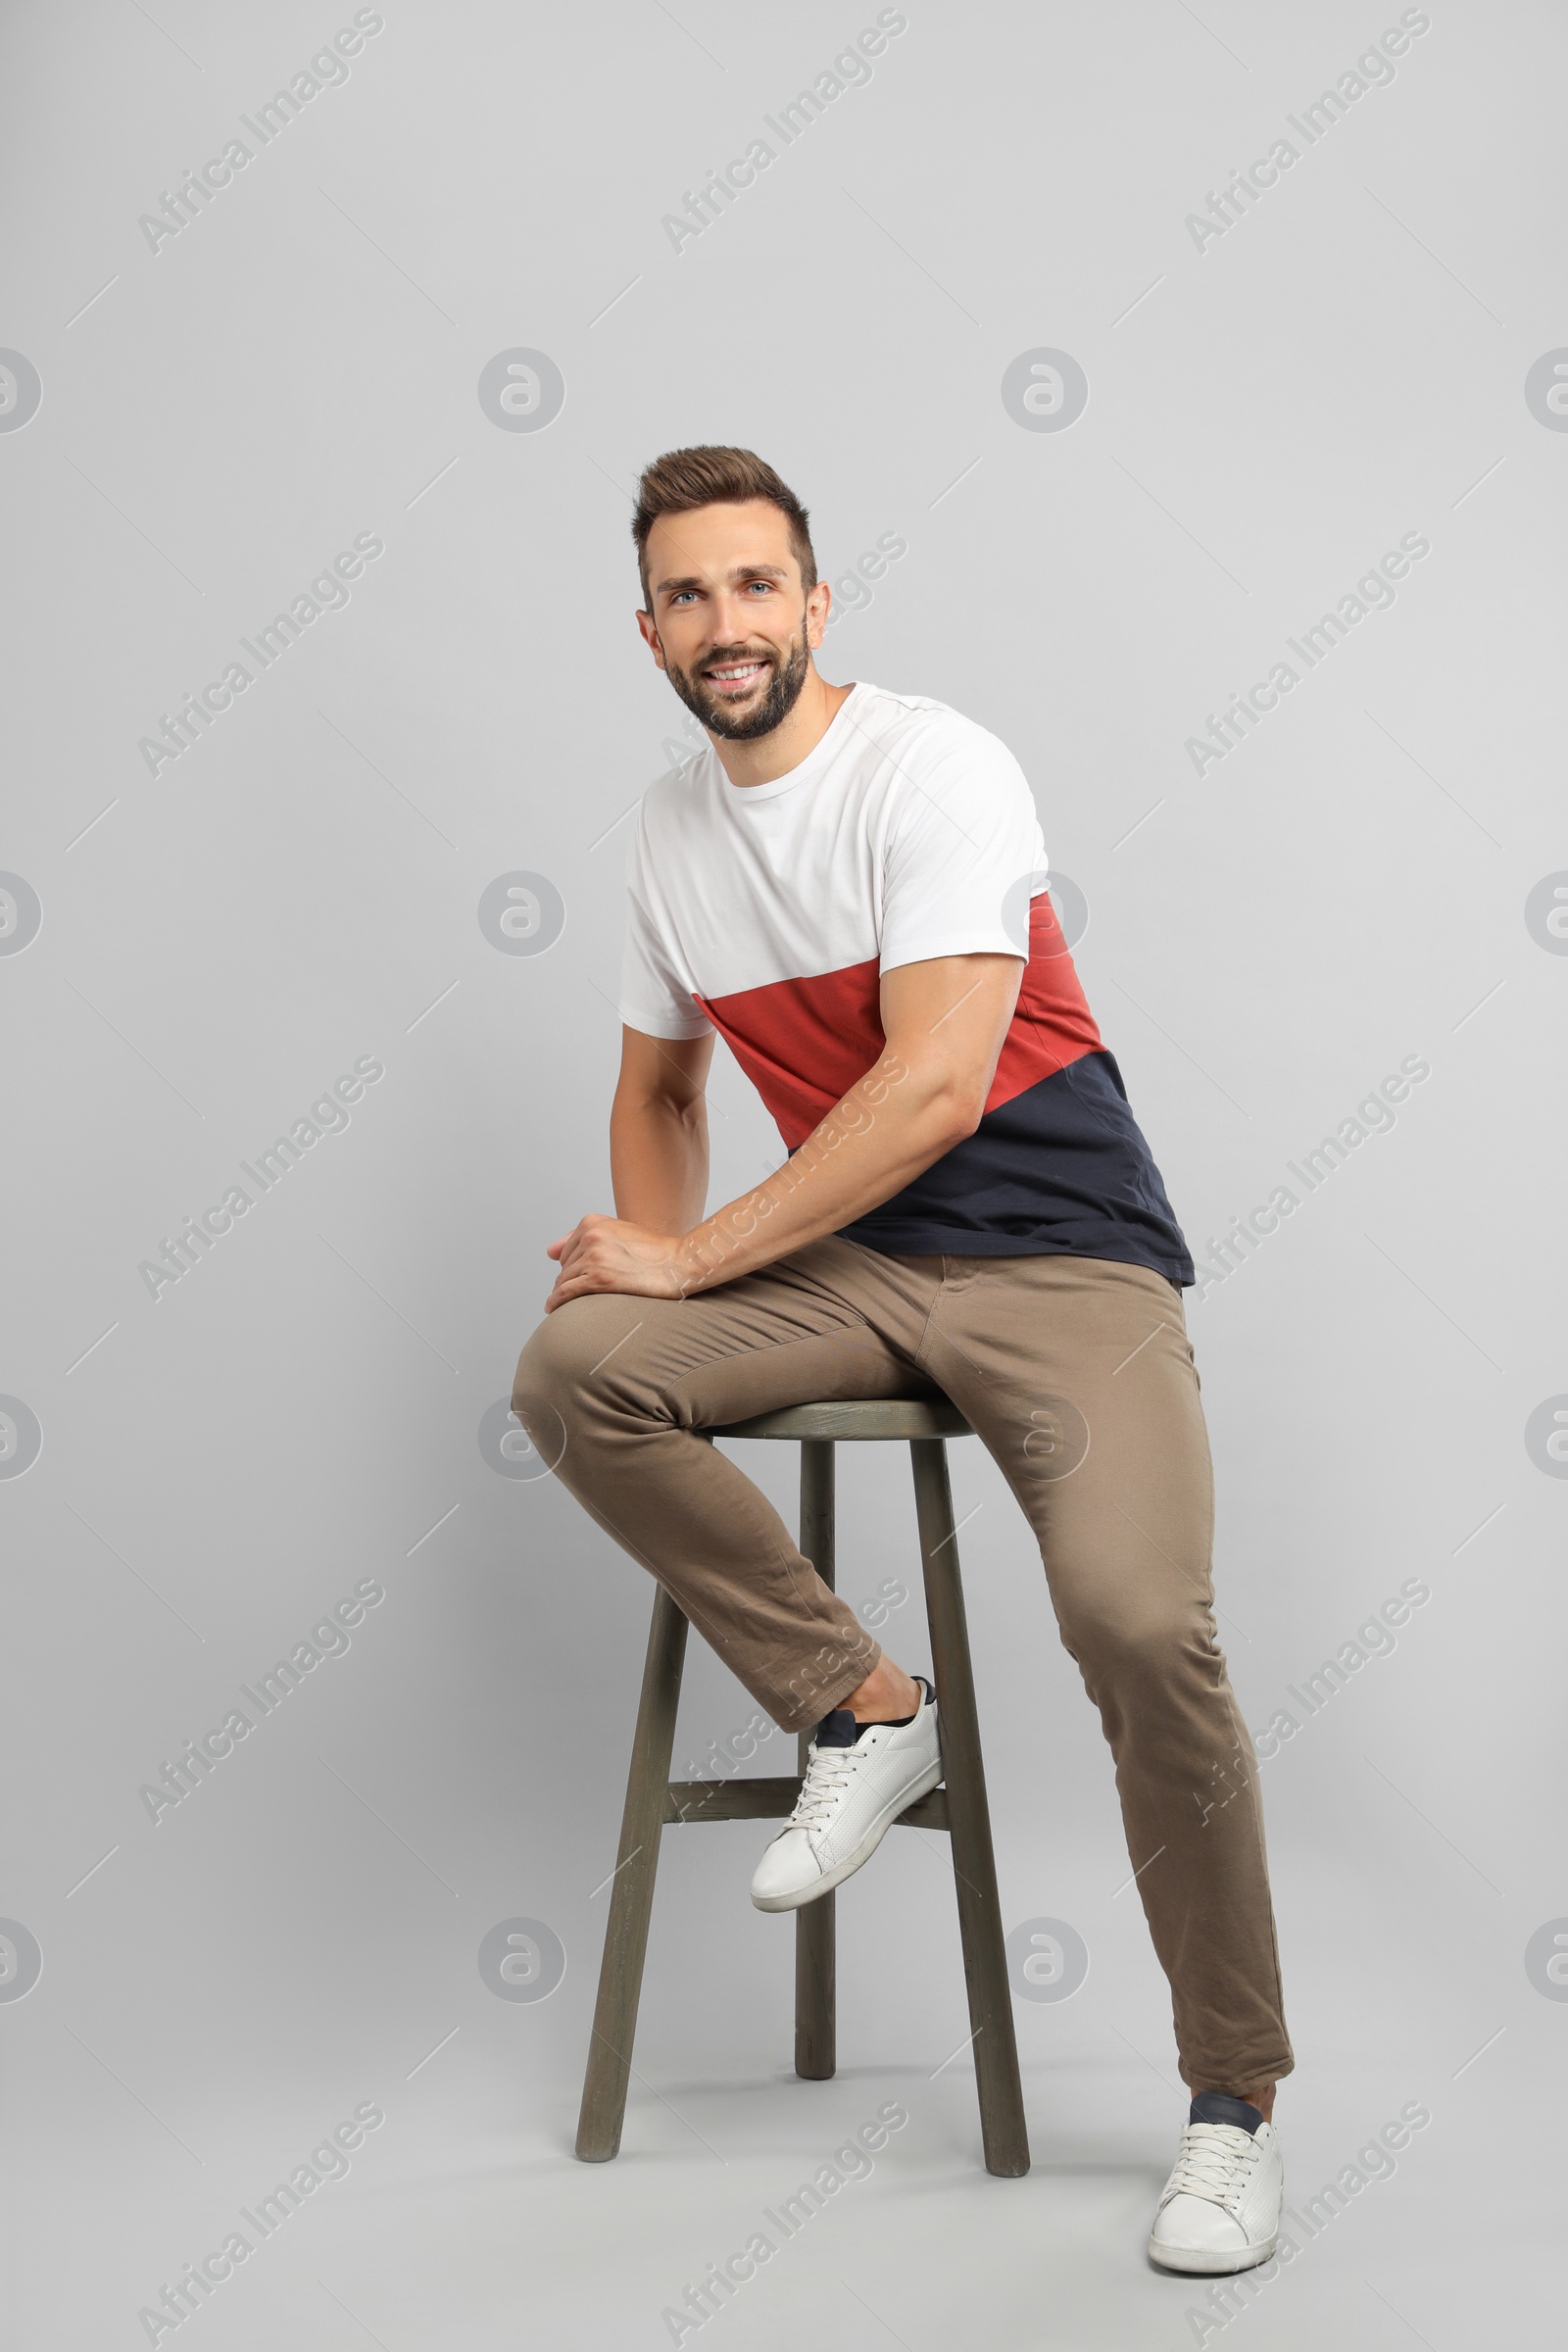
[631,444,816,607]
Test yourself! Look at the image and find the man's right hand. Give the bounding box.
[544,1212,694,1311]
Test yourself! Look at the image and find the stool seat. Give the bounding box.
[712,1395,974,1443]
[574,1393,1029,2180]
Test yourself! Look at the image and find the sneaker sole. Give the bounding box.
[750,1751,945,1912]
[1146,2231,1278,2276]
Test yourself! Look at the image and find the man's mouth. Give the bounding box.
[703,658,770,695]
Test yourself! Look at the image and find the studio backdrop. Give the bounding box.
[3,2,1562,2345]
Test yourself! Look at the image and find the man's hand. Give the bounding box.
[545,1213,692,1312]
[554,956,1022,1311]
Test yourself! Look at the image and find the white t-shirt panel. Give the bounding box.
[617,681,1047,1041]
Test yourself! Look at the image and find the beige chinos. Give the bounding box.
[514,1234,1294,2092]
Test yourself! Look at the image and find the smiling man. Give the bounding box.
[512,444,1293,2275]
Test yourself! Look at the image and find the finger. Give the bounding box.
[547,1271,609,1308]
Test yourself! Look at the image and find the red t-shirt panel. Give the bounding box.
[697,892,1103,1151]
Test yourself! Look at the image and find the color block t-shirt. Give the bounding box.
[618,680,1194,1286]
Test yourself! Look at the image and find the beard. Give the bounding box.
[662,619,811,742]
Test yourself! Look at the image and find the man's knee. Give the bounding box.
[511,1297,654,1435]
[1053,1579,1209,1691]
[513,1302,591,1421]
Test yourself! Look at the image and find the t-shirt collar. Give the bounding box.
[715,679,868,806]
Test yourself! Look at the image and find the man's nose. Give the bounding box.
[705,591,763,644]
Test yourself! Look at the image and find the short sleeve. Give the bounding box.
[879,721,1047,973]
[617,814,713,1041]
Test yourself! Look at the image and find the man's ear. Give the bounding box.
[805,579,832,648]
[635,608,665,667]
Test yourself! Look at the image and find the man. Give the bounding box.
[513,444,1293,2275]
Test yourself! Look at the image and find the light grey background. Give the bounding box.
[3,1,1563,2344]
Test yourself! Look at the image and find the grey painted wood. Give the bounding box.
[712,1396,974,1443]
[909,1438,1031,2178]
[795,1439,836,2082]
[574,1583,687,2163]
[887,1785,950,1831]
[664,1775,803,1823]
[574,1410,1025,2177]
[663,1779,951,1829]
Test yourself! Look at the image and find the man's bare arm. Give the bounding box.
[609,1028,714,1232]
[544,955,1023,1310]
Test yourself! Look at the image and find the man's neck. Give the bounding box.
[707,670,856,789]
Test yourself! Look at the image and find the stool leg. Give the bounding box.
[795,1438,837,2080]
[575,1582,688,2161]
[909,1438,1030,2179]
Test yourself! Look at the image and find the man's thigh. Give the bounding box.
[514,1234,936,1436]
[916,1253,1215,1637]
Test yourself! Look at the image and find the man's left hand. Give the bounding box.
[544,1214,692,1312]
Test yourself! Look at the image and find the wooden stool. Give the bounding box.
[574,1394,1030,2179]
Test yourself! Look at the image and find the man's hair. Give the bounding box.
[631,444,816,608]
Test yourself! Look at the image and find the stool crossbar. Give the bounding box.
[574,1395,1030,2179]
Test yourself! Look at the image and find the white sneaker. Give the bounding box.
[750,1678,942,1912]
[1148,2095,1283,2274]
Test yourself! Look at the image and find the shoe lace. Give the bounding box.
[1163,2124,1261,2210]
[787,1744,858,1834]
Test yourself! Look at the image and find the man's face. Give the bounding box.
[637,500,828,741]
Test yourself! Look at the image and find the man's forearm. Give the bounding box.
[673,1044,965,1297]
[612,1091,709,1232]
[544,957,1018,1315]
